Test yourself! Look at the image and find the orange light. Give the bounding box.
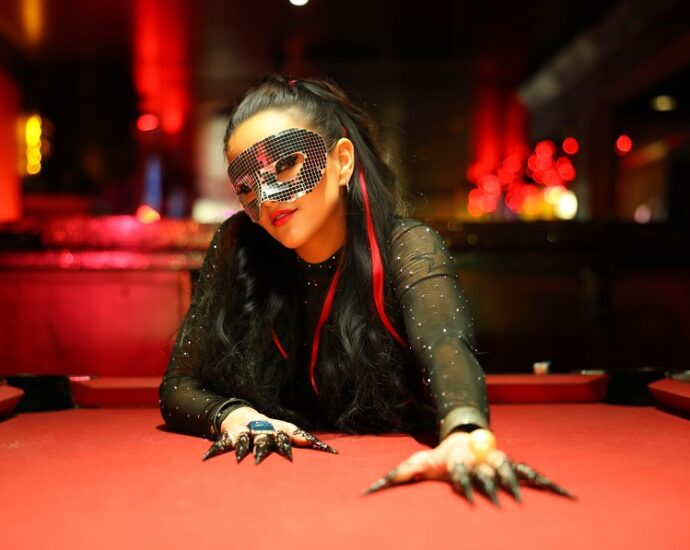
[478,174,501,196]
[467,203,484,217]
[137,113,159,132]
[21,0,44,46]
[615,134,633,155]
[468,188,494,216]
[562,137,579,155]
[468,188,483,204]
[136,204,161,223]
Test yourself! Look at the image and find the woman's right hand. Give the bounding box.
[202,406,338,464]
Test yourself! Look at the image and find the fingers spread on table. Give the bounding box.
[486,450,521,502]
[449,462,474,504]
[253,434,274,465]
[472,463,500,506]
[365,450,443,495]
[274,431,293,462]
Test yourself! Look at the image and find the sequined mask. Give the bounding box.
[227,128,329,222]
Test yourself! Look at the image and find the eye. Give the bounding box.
[235,182,252,195]
[275,154,299,174]
[274,152,305,182]
[233,176,255,199]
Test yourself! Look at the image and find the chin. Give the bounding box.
[266,227,306,250]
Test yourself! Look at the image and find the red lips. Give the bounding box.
[270,208,296,226]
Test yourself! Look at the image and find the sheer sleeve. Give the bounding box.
[391,219,490,441]
[159,217,252,439]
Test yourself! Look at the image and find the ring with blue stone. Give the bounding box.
[247,420,276,435]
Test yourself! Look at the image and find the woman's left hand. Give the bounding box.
[364,429,574,506]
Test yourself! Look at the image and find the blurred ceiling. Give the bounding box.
[0,0,615,85]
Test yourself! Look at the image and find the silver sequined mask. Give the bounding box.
[227,128,328,222]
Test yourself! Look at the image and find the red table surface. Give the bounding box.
[1,404,688,550]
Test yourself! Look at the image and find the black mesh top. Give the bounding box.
[159,216,490,443]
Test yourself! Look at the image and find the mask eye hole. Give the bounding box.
[275,152,305,182]
[234,176,257,203]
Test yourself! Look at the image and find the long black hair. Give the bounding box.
[198,75,435,434]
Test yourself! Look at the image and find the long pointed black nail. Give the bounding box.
[254,440,271,465]
[202,443,223,461]
[450,463,474,504]
[509,480,522,502]
[294,428,339,454]
[235,433,250,463]
[497,460,522,502]
[314,440,339,454]
[202,433,232,461]
[275,432,293,462]
[363,467,399,495]
[515,463,576,500]
[474,471,501,507]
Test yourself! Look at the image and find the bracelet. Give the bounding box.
[439,406,489,440]
[212,398,252,435]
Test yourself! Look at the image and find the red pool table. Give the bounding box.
[1,401,688,550]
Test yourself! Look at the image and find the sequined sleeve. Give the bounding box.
[391,219,490,441]
[159,217,252,439]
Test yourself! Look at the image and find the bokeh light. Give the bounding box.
[137,114,159,132]
[649,95,677,112]
[556,157,576,181]
[535,140,556,158]
[615,134,633,155]
[562,137,579,155]
[136,204,161,224]
[554,190,578,219]
[24,114,42,175]
[634,204,652,223]
[544,185,566,205]
[466,133,581,220]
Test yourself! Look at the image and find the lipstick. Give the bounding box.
[271,209,296,227]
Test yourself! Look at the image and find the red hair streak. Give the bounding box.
[358,167,407,348]
[273,165,408,395]
[272,328,288,359]
[308,263,344,394]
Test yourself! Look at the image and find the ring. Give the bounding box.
[247,420,276,436]
[469,429,496,460]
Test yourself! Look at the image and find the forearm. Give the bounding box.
[159,373,252,438]
[390,220,491,442]
[427,335,490,440]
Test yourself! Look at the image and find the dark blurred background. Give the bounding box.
[0,0,688,384]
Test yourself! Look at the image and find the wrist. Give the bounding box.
[449,423,482,435]
[220,406,255,431]
[439,406,490,441]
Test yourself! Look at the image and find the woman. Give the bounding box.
[159,75,571,505]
